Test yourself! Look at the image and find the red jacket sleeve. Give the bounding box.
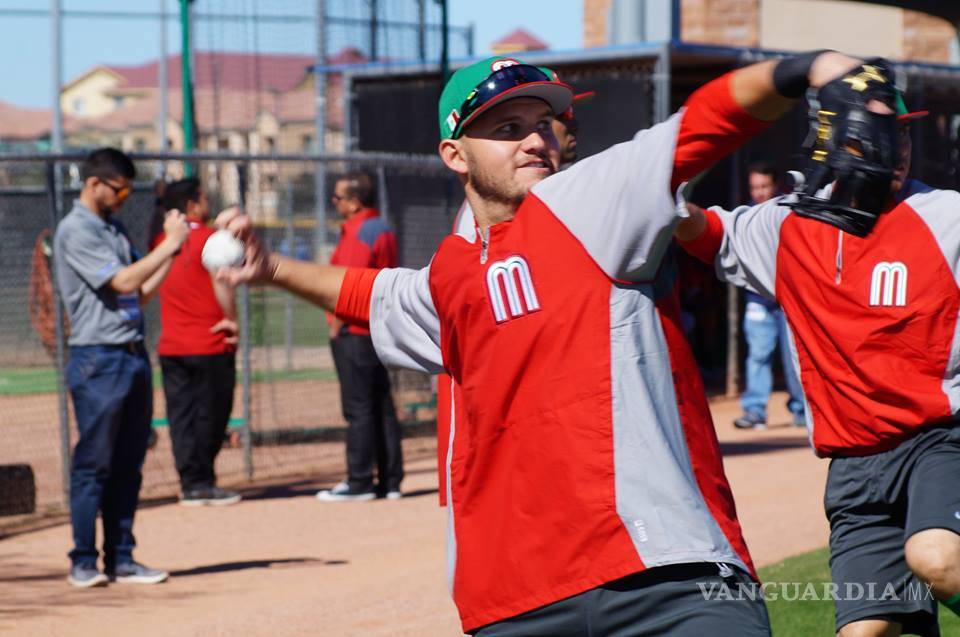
[671,73,772,191]
[334,267,379,327]
[677,208,724,265]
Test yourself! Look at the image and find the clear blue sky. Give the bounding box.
[0,0,582,109]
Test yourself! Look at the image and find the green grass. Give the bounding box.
[0,289,330,395]
[759,547,960,635]
[248,287,330,348]
[0,366,336,396]
[0,367,60,395]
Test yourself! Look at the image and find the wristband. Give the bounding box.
[773,50,831,98]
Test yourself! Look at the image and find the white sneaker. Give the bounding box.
[108,561,169,584]
[384,490,402,500]
[316,481,376,502]
[67,564,108,588]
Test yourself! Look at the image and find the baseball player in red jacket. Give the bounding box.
[677,78,959,636]
[215,51,870,636]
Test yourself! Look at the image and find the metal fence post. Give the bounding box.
[237,162,253,479]
[314,0,328,260]
[376,164,390,225]
[46,161,72,507]
[725,283,740,398]
[725,148,744,398]
[283,182,294,371]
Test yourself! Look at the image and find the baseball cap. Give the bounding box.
[558,91,597,121]
[896,91,928,122]
[546,69,596,121]
[438,56,573,140]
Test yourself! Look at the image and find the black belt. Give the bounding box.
[101,341,143,353]
[602,562,742,591]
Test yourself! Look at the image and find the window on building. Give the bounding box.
[218,137,229,150]
[72,98,84,114]
[265,137,276,153]
[134,138,146,152]
[302,134,314,152]
[113,96,124,109]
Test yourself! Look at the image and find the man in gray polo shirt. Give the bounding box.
[54,148,189,588]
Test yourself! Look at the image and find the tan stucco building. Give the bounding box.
[584,0,957,63]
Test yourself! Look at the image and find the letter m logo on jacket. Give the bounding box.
[870,261,908,307]
[486,255,541,323]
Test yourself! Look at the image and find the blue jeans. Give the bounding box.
[66,344,152,569]
[741,302,805,421]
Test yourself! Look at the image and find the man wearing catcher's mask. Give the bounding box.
[676,56,960,637]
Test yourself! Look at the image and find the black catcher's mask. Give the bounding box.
[791,60,899,237]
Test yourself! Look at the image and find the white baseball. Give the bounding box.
[202,230,245,271]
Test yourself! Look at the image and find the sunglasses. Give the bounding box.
[100,179,131,200]
[453,64,552,139]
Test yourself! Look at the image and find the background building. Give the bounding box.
[585,0,958,63]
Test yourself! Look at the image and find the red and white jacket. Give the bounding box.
[336,74,769,632]
[681,180,960,457]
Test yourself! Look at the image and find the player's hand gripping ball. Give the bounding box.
[202,230,245,272]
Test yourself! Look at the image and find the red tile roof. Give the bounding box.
[0,101,58,140]
[6,48,361,142]
[64,84,333,136]
[102,52,316,94]
[491,28,549,51]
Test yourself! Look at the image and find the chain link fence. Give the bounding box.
[0,150,457,524]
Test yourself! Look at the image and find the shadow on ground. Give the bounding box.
[170,557,345,577]
[240,467,439,502]
[720,437,811,456]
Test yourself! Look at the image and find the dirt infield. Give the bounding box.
[0,393,829,637]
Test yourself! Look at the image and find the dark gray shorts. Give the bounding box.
[825,424,960,636]
[471,563,770,637]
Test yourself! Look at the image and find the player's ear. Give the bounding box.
[438,139,468,177]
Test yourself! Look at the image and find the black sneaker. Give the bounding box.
[107,561,168,584]
[733,413,767,430]
[67,563,108,588]
[180,486,242,507]
[378,485,402,500]
[316,481,376,502]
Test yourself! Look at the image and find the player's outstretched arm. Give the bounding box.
[672,51,864,188]
[214,207,443,374]
[213,207,346,313]
[729,51,862,121]
[674,202,708,244]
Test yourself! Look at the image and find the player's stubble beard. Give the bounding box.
[464,153,538,211]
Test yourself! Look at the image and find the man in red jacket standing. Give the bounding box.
[317,171,403,502]
[154,178,240,507]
